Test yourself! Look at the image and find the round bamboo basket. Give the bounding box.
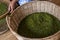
[6,1,60,40]
[0,1,8,34]
[0,1,9,19]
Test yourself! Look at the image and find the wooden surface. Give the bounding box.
[0,30,17,40]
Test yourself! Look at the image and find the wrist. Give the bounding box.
[13,0,18,2]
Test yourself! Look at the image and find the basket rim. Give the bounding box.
[10,1,60,16]
[0,2,8,19]
[6,1,60,39]
[8,30,60,39]
[6,16,60,39]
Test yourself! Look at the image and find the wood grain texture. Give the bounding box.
[0,30,17,40]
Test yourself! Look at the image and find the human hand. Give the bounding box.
[8,0,16,13]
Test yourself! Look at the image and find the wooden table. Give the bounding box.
[0,30,18,40]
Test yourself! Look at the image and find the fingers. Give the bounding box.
[10,5,14,13]
[8,2,14,13]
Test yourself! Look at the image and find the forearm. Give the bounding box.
[13,0,18,2]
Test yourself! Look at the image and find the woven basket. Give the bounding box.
[0,1,8,34]
[0,1,9,19]
[6,1,60,40]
